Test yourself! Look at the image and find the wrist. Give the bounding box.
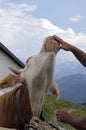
[66,116,75,124]
[62,41,75,51]
[69,117,79,128]
[70,45,77,52]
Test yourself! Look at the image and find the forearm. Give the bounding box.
[68,116,86,130]
[53,35,86,67]
[71,46,86,67]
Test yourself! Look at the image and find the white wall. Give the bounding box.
[0,50,23,80]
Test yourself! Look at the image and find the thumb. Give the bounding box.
[58,44,64,50]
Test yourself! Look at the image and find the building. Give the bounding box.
[0,42,25,80]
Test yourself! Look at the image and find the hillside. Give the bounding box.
[42,95,86,130]
[56,74,86,103]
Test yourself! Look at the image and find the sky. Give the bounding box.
[0,0,86,64]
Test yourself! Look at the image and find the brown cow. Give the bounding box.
[49,81,60,99]
[0,35,60,129]
[0,83,32,129]
[0,74,19,89]
[0,73,60,99]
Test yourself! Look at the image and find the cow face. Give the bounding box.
[9,35,60,117]
[40,36,60,54]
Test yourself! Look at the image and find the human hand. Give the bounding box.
[56,110,73,123]
[52,35,74,51]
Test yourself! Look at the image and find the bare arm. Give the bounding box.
[53,35,86,67]
[56,110,86,130]
[69,116,86,130]
[69,45,86,67]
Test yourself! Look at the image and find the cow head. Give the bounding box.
[9,35,60,117]
[40,36,60,54]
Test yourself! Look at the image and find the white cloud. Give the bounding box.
[0,2,86,63]
[5,3,37,12]
[0,0,4,3]
[70,15,83,22]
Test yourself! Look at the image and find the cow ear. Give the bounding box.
[26,56,32,64]
[8,66,22,75]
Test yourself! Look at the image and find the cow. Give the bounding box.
[0,35,60,129]
[0,83,32,129]
[0,74,19,89]
[9,36,60,117]
[0,74,60,99]
[49,81,60,99]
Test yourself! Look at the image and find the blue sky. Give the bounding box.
[28,0,86,33]
[5,0,86,33]
[0,0,86,64]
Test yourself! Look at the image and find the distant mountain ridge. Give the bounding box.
[56,74,86,104]
[54,61,86,80]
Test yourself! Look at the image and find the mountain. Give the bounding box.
[56,74,86,104]
[54,61,86,79]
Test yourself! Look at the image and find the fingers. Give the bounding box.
[57,43,64,50]
[52,35,64,43]
[56,110,63,121]
[51,35,66,50]
[56,110,63,116]
[56,109,72,124]
[51,35,63,50]
[51,35,60,42]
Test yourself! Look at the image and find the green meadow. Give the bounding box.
[42,95,86,130]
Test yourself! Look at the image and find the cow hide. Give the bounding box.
[9,36,60,117]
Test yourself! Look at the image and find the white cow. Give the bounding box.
[9,36,60,117]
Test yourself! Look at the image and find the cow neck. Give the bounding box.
[15,82,32,129]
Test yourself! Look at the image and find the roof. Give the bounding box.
[0,42,25,68]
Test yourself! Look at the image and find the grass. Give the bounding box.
[42,95,86,130]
